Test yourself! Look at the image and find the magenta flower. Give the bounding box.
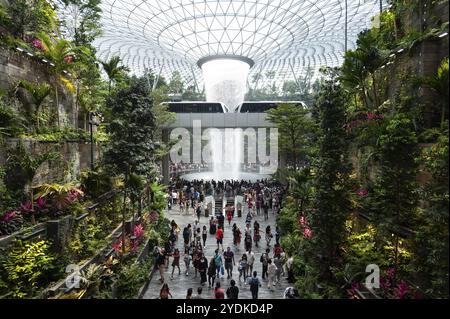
[303,227,313,238]
[393,281,410,299]
[37,196,45,209]
[32,39,44,51]
[67,188,83,202]
[380,276,391,292]
[356,188,368,197]
[112,241,122,252]
[299,215,307,226]
[133,224,144,240]
[1,211,17,222]
[20,201,33,212]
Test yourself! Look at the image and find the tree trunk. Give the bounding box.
[55,85,60,128]
[122,172,128,256]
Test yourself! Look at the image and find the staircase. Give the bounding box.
[214,198,223,216]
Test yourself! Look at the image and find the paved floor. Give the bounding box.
[142,205,290,299]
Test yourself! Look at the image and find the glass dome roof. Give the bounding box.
[56,0,387,88]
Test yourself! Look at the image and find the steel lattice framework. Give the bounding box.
[56,0,387,90]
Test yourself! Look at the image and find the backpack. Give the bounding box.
[183,228,189,239]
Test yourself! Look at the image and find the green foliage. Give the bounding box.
[306,70,352,281]
[16,79,52,130]
[2,240,57,298]
[369,114,419,233]
[3,142,59,193]
[100,56,129,92]
[2,0,57,40]
[113,260,151,299]
[266,103,315,168]
[80,167,113,199]
[413,130,449,297]
[103,78,156,178]
[0,97,27,138]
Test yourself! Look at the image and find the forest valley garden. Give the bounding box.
[0,0,449,299]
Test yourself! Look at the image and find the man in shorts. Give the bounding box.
[223,246,235,279]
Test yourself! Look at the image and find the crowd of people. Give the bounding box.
[152,178,299,299]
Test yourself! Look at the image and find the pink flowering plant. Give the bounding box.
[0,210,24,236]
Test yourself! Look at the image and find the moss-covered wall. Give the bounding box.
[0,46,76,128]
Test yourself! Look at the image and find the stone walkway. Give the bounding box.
[142,205,290,299]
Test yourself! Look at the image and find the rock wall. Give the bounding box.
[0,139,101,185]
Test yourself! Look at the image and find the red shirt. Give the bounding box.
[216,228,223,240]
[215,288,225,299]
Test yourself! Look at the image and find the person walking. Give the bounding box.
[244,232,252,252]
[214,282,225,299]
[202,225,208,247]
[238,254,248,282]
[226,280,239,299]
[226,206,233,226]
[209,216,216,235]
[253,220,261,247]
[214,249,223,278]
[170,248,181,279]
[156,248,166,283]
[195,227,201,246]
[159,283,172,299]
[223,247,235,279]
[198,253,208,286]
[216,226,224,251]
[217,212,225,231]
[260,248,270,280]
[246,248,255,278]
[274,254,283,284]
[183,251,192,276]
[182,225,190,247]
[265,225,273,247]
[267,259,278,290]
[248,271,262,299]
[207,257,217,288]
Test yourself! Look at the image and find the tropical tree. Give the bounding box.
[4,0,57,40]
[16,80,52,130]
[266,103,315,168]
[340,31,387,109]
[369,114,419,274]
[38,32,76,127]
[304,70,352,286]
[100,56,129,93]
[103,77,157,254]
